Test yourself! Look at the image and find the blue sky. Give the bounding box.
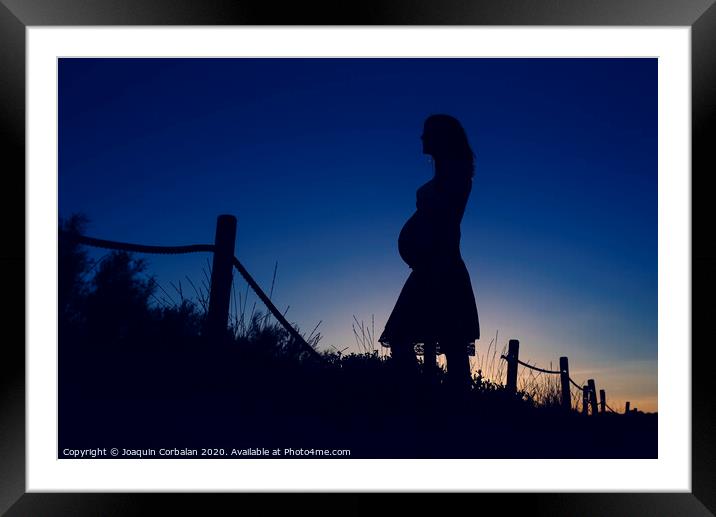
[59,58,657,411]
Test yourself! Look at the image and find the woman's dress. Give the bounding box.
[379,175,480,353]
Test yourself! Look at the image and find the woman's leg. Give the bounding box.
[423,341,437,385]
[391,341,418,377]
[443,341,471,394]
[390,341,418,412]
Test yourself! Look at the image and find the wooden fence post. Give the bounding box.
[587,379,598,416]
[559,356,571,412]
[625,401,630,414]
[582,386,589,415]
[599,389,606,414]
[506,339,519,394]
[206,214,237,343]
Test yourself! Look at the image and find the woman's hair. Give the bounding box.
[423,114,475,179]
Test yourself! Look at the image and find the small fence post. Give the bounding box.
[625,401,630,414]
[206,214,237,344]
[599,389,606,414]
[582,386,589,415]
[506,339,520,394]
[587,379,598,416]
[559,356,571,412]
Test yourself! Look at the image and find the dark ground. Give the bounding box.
[59,340,657,460]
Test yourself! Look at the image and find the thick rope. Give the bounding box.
[500,355,562,375]
[232,257,321,360]
[60,230,214,255]
[569,377,585,391]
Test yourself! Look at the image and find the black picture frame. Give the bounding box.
[1,1,714,514]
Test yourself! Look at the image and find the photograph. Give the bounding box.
[2,0,713,509]
[57,56,658,460]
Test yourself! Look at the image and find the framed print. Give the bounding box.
[1,0,715,514]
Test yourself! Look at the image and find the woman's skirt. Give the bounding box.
[379,258,479,354]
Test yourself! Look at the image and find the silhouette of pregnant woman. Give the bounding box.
[379,114,480,392]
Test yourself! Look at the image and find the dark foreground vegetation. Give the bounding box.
[59,215,657,459]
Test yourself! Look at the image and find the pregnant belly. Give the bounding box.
[398,212,462,268]
[398,212,432,268]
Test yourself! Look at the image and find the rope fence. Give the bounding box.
[59,215,321,360]
[498,338,630,415]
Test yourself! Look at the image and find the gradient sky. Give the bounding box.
[59,58,657,412]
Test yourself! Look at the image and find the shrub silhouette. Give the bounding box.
[84,251,155,343]
[58,214,90,327]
